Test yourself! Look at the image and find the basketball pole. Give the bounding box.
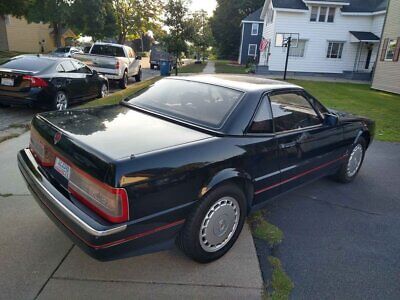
[283,36,291,81]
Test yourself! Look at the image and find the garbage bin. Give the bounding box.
[160,59,171,76]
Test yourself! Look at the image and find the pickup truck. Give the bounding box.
[74,43,142,89]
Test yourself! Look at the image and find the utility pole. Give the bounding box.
[283,36,291,81]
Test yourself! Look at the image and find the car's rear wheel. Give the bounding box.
[178,183,246,263]
[333,137,366,183]
[150,64,155,70]
[119,71,128,89]
[99,82,108,98]
[135,68,142,82]
[53,91,68,111]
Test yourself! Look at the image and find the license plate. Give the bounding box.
[54,157,71,180]
[1,78,14,86]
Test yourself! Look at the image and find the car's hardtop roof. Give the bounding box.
[13,54,72,62]
[170,74,302,93]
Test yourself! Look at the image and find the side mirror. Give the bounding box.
[323,113,339,126]
[136,56,142,60]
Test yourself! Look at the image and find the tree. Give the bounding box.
[210,0,264,59]
[189,10,214,62]
[163,0,192,75]
[25,0,74,47]
[0,0,31,17]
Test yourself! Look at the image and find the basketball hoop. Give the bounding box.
[275,33,299,48]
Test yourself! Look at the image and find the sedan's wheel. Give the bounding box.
[178,183,246,263]
[99,83,108,98]
[333,137,366,183]
[53,91,68,111]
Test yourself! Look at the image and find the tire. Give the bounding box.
[134,68,142,82]
[119,71,128,89]
[178,183,247,263]
[0,103,10,108]
[333,137,366,183]
[98,82,108,98]
[52,91,68,111]
[150,64,155,70]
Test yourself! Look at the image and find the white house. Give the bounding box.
[257,0,388,80]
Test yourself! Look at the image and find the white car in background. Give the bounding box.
[74,43,142,89]
[51,47,83,58]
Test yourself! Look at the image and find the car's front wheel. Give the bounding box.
[53,91,68,111]
[178,183,246,263]
[134,68,142,82]
[333,137,366,183]
[119,71,128,89]
[99,82,108,98]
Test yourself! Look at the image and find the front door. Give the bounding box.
[268,90,345,191]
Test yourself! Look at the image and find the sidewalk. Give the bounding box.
[0,133,264,299]
[202,61,216,74]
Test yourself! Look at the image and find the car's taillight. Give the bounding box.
[68,169,129,223]
[23,75,48,88]
[29,128,55,167]
[115,61,120,69]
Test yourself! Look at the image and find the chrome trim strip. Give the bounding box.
[255,165,297,182]
[20,149,127,237]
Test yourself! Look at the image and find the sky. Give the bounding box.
[189,0,217,16]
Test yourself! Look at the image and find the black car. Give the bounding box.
[0,55,109,110]
[18,75,375,263]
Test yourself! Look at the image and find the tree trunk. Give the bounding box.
[140,33,144,52]
[175,53,178,76]
[118,32,126,45]
[52,23,62,48]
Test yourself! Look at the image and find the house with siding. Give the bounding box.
[0,15,75,53]
[238,8,264,65]
[372,0,400,94]
[257,0,388,80]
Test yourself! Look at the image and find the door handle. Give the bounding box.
[279,141,298,149]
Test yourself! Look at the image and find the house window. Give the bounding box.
[319,7,327,22]
[248,44,257,56]
[385,39,397,60]
[310,6,318,22]
[310,6,335,23]
[251,23,259,35]
[289,40,307,57]
[327,42,344,59]
[327,7,335,22]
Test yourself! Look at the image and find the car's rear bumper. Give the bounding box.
[18,148,186,261]
[0,89,52,108]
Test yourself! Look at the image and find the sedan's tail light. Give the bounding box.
[23,75,48,88]
[30,128,55,167]
[68,169,129,223]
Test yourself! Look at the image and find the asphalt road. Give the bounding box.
[0,66,158,132]
[256,141,400,299]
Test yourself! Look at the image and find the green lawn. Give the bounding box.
[214,60,248,74]
[178,62,206,73]
[80,77,160,108]
[289,80,400,142]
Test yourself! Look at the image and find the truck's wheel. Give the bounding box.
[135,68,142,82]
[150,64,155,70]
[119,71,128,89]
[178,183,247,263]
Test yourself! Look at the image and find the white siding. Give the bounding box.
[260,7,385,74]
[259,3,275,66]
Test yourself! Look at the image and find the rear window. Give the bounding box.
[90,45,125,57]
[0,56,54,72]
[126,79,244,129]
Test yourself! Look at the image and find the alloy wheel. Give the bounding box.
[347,144,363,177]
[56,92,68,111]
[101,84,108,98]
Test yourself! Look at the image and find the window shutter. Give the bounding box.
[393,37,400,62]
[380,38,389,61]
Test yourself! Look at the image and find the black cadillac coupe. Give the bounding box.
[18,75,374,263]
[0,55,109,110]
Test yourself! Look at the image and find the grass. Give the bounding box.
[250,210,283,247]
[288,80,400,142]
[214,60,248,74]
[178,62,206,73]
[267,256,295,300]
[80,77,160,108]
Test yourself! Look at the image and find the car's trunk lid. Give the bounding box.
[0,69,35,92]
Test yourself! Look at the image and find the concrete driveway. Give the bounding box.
[256,141,400,299]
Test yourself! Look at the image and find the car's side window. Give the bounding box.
[269,92,322,132]
[248,96,273,133]
[56,64,65,73]
[60,61,76,73]
[71,60,92,74]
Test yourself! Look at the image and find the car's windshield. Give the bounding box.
[126,79,244,129]
[55,47,70,53]
[90,45,125,57]
[0,56,53,72]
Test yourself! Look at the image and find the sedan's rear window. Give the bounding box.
[90,45,125,57]
[126,79,244,129]
[0,56,53,72]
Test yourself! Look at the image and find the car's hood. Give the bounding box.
[37,105,212,160]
